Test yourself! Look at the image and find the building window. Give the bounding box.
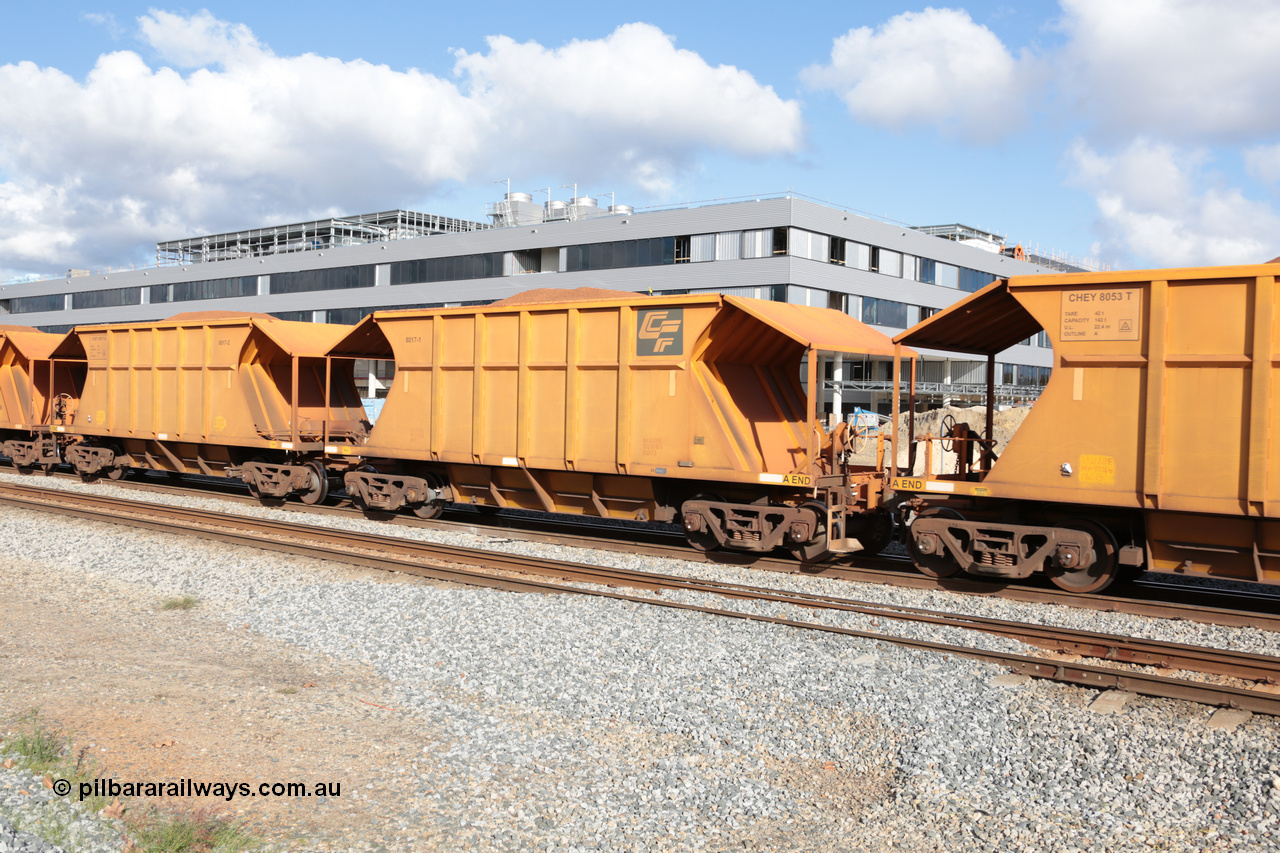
[324,307,374,325]
[952,360,987,384]
[959,267,998,293]
[787,285,815,306]
[272,265,376,294]
[787,229,829,261]
[919,360,945,383]
[918,258,936,285]
[715,231,741,261]
[172,276,258,302]
[862,297,908,328]
[689,234,716,262]
[390,254,500,286]
[870,247,902,277]
[919,305,938,321]
[771,227,788,255]
[269,311,312,322]
[561,231,784,271]
[673,235,691,263]
[9,294,65,314]
[829,239,846,265]
[936,262,959,288]
[512,250,540,274]
[741,229,773,259]
[566,237,661,272]
[71,287,142,310]
[1016,365,1051,386]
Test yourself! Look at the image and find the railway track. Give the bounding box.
[17,467,1280,633]
[3,479,1280,716]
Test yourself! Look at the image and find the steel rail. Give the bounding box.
[12,470,1280,634]
[3,482,1280,714]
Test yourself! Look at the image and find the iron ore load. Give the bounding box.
[327,288,907,559]
[888,261,1280,593]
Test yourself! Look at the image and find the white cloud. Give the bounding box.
[137,9,265,68]
[1057,0,1280,142]
[455,26,801,159]
[1068,139,1280,267]
[81,12,125,40]
[1245,145,1280,185]
[802,8,1034,142]
[0,14,801,271]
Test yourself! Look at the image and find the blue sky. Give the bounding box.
[1,1,1278,281]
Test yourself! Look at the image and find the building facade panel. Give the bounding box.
[0,194,1063,408]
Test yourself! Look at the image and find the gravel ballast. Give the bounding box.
[1,470,1280,850]
[0,764,124,853]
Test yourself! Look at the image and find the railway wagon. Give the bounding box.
[327,288,909,559]
[50,311,368,501]
[0,326,79,471]
[888,261,1280,592]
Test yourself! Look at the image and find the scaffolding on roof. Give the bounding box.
[155,210,489,265]
[913,223,1006,247]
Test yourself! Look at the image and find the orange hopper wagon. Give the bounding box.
[49,312,367,502]
[0,326,78,471]
[890,261,1280,592]
[327,288,912,560]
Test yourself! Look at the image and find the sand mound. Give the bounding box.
[846,404,1032,474]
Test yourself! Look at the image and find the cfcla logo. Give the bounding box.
[637,308,683,356]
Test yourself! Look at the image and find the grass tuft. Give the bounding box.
[3,709,69,771]
[2,710,109,811]
[160,595,199,611]
[126,804,257,853]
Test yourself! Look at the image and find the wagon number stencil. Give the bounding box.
[1060,288,1141,342]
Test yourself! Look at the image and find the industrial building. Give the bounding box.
[0,192,1071,415]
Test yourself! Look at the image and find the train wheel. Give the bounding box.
[411,473,448,519]
[298,461,330,506]
[412,501,445,519]
[1050,519,1119,594]
[855,510,895,556]
[908,507,965,578]
[789,501,832,564]
[790,538,832,563]
[106,465,127,481]
[682,493,724,552]
[244,456,267,500]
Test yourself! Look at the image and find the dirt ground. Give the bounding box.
[0,555,442,851]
